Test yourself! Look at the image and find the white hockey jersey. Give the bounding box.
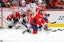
[29,3,38,15]
[19,4,30,15]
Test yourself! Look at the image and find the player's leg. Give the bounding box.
[8,18,14,29]
[8,18,19,29]
[38,25,42,31]
[23,28,31,34]
[13,18,19,24]
[31,24,38,34]
[43,19,49,30]
[21,18,28,28]
[22,19,31,34]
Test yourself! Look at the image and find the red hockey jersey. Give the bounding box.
[6,14,15,20]
[15,12,20,19]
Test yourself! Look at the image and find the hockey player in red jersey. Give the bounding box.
[6,10,21,28]
[36,0,51,31]
[29,0,46,34]
[36,4,50,31]
[29,13,37,34]
[6,13,15,28]
[6,9,21,21]
[6,14,15,21]
[29,10,45,34]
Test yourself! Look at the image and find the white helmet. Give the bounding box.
[21,0,26,6]
[21,0,25,3]
[38,0,42,3]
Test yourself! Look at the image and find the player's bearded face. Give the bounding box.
[38,2,42,6]
[22,2,26,6]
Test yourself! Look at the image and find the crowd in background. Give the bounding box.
[0,0,64,9]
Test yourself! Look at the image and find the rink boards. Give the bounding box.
[0,8,64,28]
[46,11,64,27]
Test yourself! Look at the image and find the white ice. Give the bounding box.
[0,27,64,42]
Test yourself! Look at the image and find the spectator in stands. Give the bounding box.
[12,0,18,6]
[0,0,7,7]
[55,0,64,9]
[10,0,19,8]
[2,0,13,7]
[47,0,58,9]
[34,0,39,5]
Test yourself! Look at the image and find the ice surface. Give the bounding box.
[0,28,64,42]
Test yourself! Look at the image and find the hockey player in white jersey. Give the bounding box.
[19,0,30,25]
[18,0,31,34]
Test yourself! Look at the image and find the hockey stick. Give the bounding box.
[49,21,56,24]
[51,30,57,32]
[57,29,64,31]
[2,16,10,25]
[23,28,31,34]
